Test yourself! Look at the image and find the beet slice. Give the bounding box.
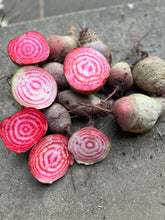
[0,107,48,153]
[68,127,111,165]
[28,134,74,184]
[7,31,50,65]
[11,66,57,109]
[64,47,110,94]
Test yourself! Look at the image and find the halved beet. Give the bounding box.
[7,31,50,65]
[68,127,111,165]
[0,107,48,153]
[28,134,74,184]
[11,66,57,109]
[64,47,110,94]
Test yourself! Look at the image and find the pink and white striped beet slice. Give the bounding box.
[28,134,74,184]
[11,66,57,109]
[64,47,110,94]
[0,107,48,153]
[68,127,111,165]
[7,31,50,65]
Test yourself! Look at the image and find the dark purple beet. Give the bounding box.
[41,62,69,90]
[44,103,71,134]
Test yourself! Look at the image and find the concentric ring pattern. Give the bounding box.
[7,31,50,65]
[64,47,110,93]
[11,66,57,109]
[0,107,48,152]
[68,127,111,165]
[29,134,74,184]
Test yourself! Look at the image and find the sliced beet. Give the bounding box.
[0,107,48,153]
[11,66,57,109]
[28,134,74,184]
[64,47,110,94]
[68,127,111,165]
[7,31,50,65]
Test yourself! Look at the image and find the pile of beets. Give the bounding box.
[0,26,165,186]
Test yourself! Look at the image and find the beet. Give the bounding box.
[64,47,110,95]
[0,107,48,153]
[29,134,74,184]
[133,55,165,96]
[57,90,113,116]
[11,66,58,109]
[112,93,164,133]
[47,26,78,63]
[68,127,111,165]
[7,31,50,65]
[79,27,111,63]
[107,61,133,96]
[44,103,71,134]
[41,62,69,90]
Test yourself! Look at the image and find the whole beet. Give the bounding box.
[41,62,69,90]
[58,90,113,116]
[133,55,165,96]
[79,27,111,63]
[44,103,71,134]
[112,93,164,133]
[47,26,78,63]
[107,61,133,96]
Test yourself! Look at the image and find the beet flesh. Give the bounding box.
[64,47,110,95]
[11,66,58,109]
[0,107,48,153]
[29,134,74,184]
[7,31,50,65]
[68,127,111,165]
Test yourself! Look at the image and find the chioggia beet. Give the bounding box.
[64,47,110,95]
[112,93,164,133]
[7,31,50,65]
[68,127,111,165]
[11,66,57,109]
[0,107,48,153]
[47,26,78,63]
[79,27,111,63]
[29,134,74,184]
[107,61,133,96]
[44,103,71,134]
[132,55,165,96]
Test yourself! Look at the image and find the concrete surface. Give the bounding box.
[3,0,145,24]
[0,0,165,220]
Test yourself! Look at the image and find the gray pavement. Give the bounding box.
[2,0,144,24]
[0,0,165,220]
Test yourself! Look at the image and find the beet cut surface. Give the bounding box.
[64,47,110,94]
[11,66,57,109]
[29,134,74,184]
[0,107,48,153]
[68,127,111,165]
[7,31,50,65]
